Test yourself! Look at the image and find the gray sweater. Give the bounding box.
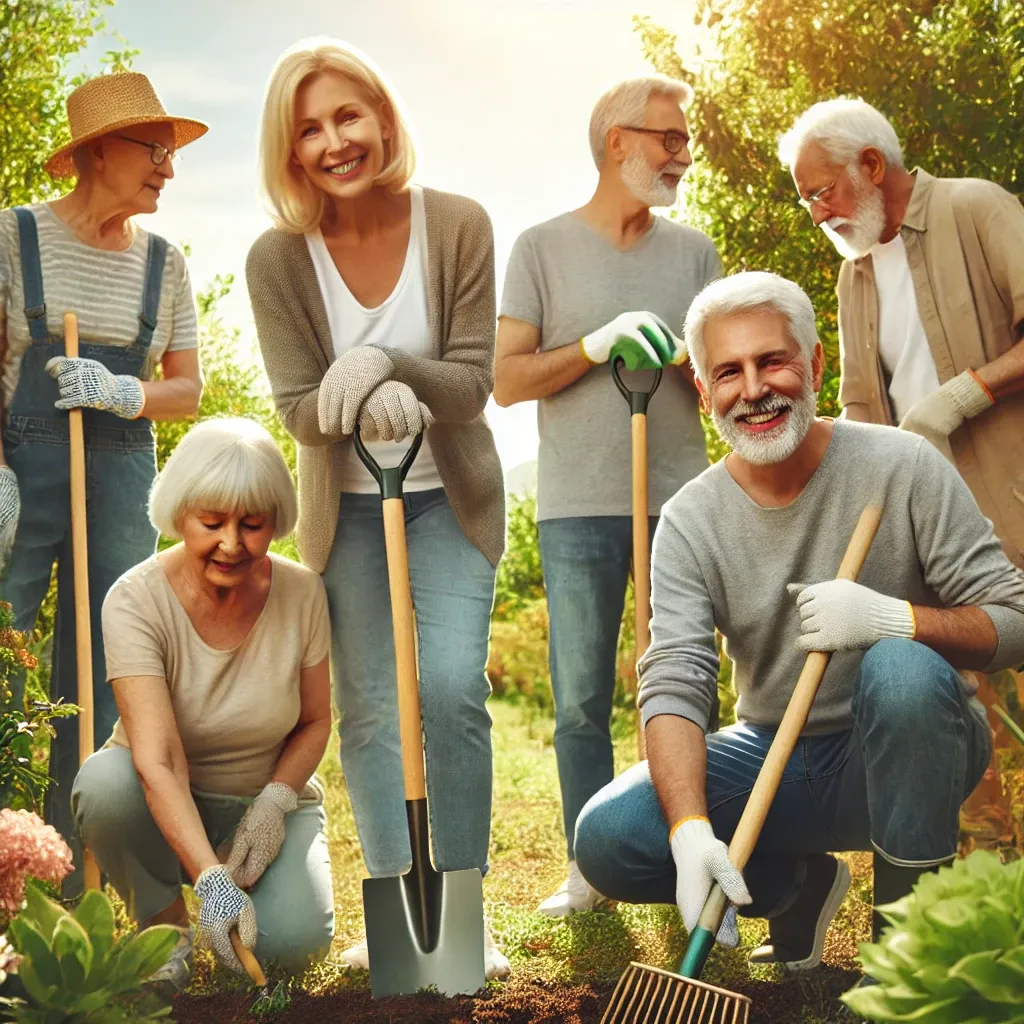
[638,421,1024,735]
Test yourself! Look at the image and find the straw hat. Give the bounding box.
[45,71,209,179]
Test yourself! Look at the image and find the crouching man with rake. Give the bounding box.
[574,271,1024,974]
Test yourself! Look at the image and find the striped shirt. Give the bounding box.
[0,203,198,407]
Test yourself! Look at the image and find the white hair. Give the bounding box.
[149,417,297,540]
[685,271,819,383]
[589,75,693,169]
[777,98,904,170]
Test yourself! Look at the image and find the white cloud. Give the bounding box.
[143,57,253,107]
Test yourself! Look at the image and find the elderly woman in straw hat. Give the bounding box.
[0,71,206,891]
[72,417,335,988]
[246,38,508,977]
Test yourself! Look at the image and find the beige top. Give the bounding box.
[837,169,1024,568]
[101,552,331,801]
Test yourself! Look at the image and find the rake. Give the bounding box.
[601,503,883,1024]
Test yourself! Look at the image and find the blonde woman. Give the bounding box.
[246,38,507,977]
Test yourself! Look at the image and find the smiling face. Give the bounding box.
[697,307,823,466]
[87,122,176,215]
[291,70,393,201]
[618,92,692,207]
[179,508,275,589]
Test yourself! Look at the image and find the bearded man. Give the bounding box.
[494,75,722,916]
[572,272,1024,971]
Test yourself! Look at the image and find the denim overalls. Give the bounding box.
[1,207,165,893]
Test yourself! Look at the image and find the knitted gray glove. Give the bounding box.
[357,381,433,442]
[44,356,145,419]
[225,782,297,890]
[0,467,20,557]
[193,865,257,974]
[317,347,394,437]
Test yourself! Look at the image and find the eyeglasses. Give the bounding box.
[619,126,691,155]
[117,135,178,166]
[797,173,840,211]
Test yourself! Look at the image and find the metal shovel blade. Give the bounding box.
[363,800,486,998]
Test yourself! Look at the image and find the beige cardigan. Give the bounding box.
[245,187,506,573]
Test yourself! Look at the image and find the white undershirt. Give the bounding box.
[306,185,442,493]
[871,232,942,422]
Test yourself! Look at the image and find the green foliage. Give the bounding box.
[842,850,1024,1022]
[0,881,177,1022]
[0,0,139,209]
[493,494,545,620]
[635,0,1024,440]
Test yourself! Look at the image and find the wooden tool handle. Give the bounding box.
[632,412,651,761]
[230,929,267,988]
[64,313,101,892]
[726,504,883,871]
[383,497,426,802]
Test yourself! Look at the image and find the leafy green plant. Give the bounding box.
[0,880,178,1023]
[841,850,1024,1023]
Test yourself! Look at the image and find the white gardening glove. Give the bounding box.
[317,347,394,437]
[899,370,994,461]
[225,782,297,890]
[581,311,687,370]
[193,864,258,974]
[0,467,20,557]
[357,381,433,442]
[788,579,915,653]
[43,356,145,419]
[670,817,752,948]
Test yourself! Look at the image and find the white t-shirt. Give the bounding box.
[871,232,942,422]
[305,185,442,494]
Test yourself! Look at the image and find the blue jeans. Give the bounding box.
[574,639,991,918]
[322,488,496,877]
[538,515,658,861]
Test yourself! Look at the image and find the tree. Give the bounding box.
[0,0,137,209]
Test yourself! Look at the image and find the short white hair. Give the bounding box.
[589,75,693,169]
[777,98,904,170]
[685,272,819,383]
[149,418,297,540]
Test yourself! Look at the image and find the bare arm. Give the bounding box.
[268,656,331,794]
[910,604,998,670]
[975,337,1024,402]
[141,348,203,421]
[646,713,709,825]
[112,675,219,882]
[492,316,591,406]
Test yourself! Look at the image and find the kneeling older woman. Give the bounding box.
[72,417,334,986]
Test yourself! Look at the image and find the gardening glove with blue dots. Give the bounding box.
[0,467,20,557]
[44,356,145,419]
[225,782,297,890]
[581,311,687,370]
[194,864,257,974]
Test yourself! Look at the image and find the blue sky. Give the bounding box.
[77,0,698,472]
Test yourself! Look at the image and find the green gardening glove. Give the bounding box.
[580,311,687,370]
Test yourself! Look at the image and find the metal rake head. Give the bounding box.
[601,962,751,1024]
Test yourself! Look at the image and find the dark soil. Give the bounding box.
[172,967,862,1024]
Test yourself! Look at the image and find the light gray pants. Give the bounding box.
[72,747,334,970]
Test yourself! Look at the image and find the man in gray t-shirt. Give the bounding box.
[574,272,1024,975]
[495,76,721,915]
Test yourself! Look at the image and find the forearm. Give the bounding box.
[270,716,331,795]
[974,336,1024,402]
[384,349,492,423]
[136,762,219,881]
[646,713,709,825]
[911,604,998,670]
[139,374,202,421]
[493,342,591,406]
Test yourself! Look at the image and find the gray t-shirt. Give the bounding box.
[500,211,721,521]
[639,420,1024,736]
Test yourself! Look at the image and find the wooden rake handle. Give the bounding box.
[230,929,267,988]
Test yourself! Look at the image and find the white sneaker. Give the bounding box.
[341,927,510,981]
[536,859,609,917]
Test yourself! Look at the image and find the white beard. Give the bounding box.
[820,172,886,260]
[621,147,680,208]
[712,378,818,466]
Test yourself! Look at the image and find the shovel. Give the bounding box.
[612,355,662,762]
[601,503,883,1024]
[64,312,101,893]
[353,425,486,998]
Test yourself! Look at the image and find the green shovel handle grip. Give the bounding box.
[678,880,730,979]
[612,355,662,414]
[353,425,424,499]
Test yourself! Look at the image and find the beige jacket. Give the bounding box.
[837,169,1024,567]
[246,188,505,573]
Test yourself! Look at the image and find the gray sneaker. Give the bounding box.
[147,925,193,992]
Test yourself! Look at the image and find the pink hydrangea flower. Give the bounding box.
[0,809,74,916]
